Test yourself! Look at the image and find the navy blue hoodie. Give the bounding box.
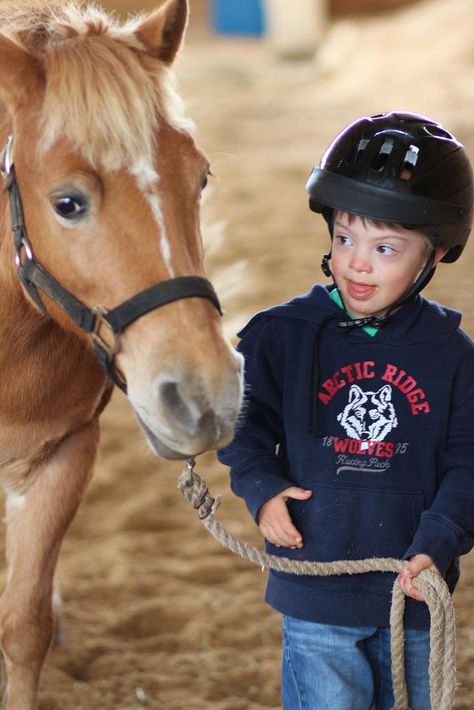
[218,285,474,629]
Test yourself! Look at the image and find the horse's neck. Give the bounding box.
[0,203,44,356]
[0,283,110,479]
[0,254,106,426]
[0,192,60,372]
[0,279,60,366]
[1,282,87,381]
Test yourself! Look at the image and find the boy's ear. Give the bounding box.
[432,247,449,267]
[135,0,188,65]
[0,33,43,113]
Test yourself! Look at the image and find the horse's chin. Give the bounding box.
[135,413,195,460]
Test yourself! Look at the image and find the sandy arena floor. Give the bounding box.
[1,0,473,707]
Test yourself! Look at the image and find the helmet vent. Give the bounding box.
[400,144,419,181]
[423,125,454,140]
[371,138,394,173]
[352,137,369,165]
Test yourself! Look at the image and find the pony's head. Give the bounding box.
[0,0,243,458]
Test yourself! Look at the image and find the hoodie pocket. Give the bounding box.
[268,480,424,564]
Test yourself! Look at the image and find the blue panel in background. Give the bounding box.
[211,0,265,37]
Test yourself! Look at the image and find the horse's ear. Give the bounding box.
[0,33,43,112]
[136,0,188,65]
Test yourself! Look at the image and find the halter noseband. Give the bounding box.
[0,135,222,393]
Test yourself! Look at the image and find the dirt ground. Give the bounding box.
[3,0,474,708]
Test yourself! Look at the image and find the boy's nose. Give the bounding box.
[350,250,372,273]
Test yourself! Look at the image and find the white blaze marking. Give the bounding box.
[129,157,175,276]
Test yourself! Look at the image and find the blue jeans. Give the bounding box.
[282,616,431,710]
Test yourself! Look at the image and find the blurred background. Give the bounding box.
[25,1,474,708]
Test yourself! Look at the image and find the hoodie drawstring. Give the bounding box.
[310,313,338,437]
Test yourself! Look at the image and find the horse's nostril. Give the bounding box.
[197,409,218,437]
[158,380,195,430]
[157,380,223,445]
[160,381,181,409]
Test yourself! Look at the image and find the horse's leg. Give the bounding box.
[0,420,99,710]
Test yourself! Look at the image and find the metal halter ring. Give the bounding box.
[14,236,34,268]
[91,306,121,358]
[0,134,14,189]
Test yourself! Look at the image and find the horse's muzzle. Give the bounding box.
[132,365,243,459]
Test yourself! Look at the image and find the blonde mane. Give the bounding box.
[0,0,193,170]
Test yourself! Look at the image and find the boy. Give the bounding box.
[218,111,474,709]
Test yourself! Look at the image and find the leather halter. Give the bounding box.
[0,135,222,393]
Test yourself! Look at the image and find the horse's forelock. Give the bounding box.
[1,0,194,171]
[41,37,161,171]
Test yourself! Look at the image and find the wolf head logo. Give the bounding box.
[337,384,398,441]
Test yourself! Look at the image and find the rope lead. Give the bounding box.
[178,459,456,710]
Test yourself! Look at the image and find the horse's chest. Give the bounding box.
[0,421,66,485]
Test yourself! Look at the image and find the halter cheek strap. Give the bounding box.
[1,136,222,393]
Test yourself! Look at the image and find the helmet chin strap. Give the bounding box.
[320,251,437,329]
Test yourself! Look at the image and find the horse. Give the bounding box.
[0,1,243,706]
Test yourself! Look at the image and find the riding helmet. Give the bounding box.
[306,111,474,262]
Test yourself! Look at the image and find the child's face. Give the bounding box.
[330,212,446,319]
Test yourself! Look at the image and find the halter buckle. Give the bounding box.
[0,135,14,190]
[91,306,120,359]
[14,236,34,268]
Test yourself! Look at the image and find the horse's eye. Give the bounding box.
[52,194,89,221]
[201,168,212,192]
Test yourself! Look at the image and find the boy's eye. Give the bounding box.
[377,244,396,255]
[335,234,353,246]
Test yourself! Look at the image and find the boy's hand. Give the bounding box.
[398,554,440,602]
[257,487,312,549]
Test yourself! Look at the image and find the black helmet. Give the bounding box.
[306,111,473,262]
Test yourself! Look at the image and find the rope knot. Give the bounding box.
[177,458,221,520]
